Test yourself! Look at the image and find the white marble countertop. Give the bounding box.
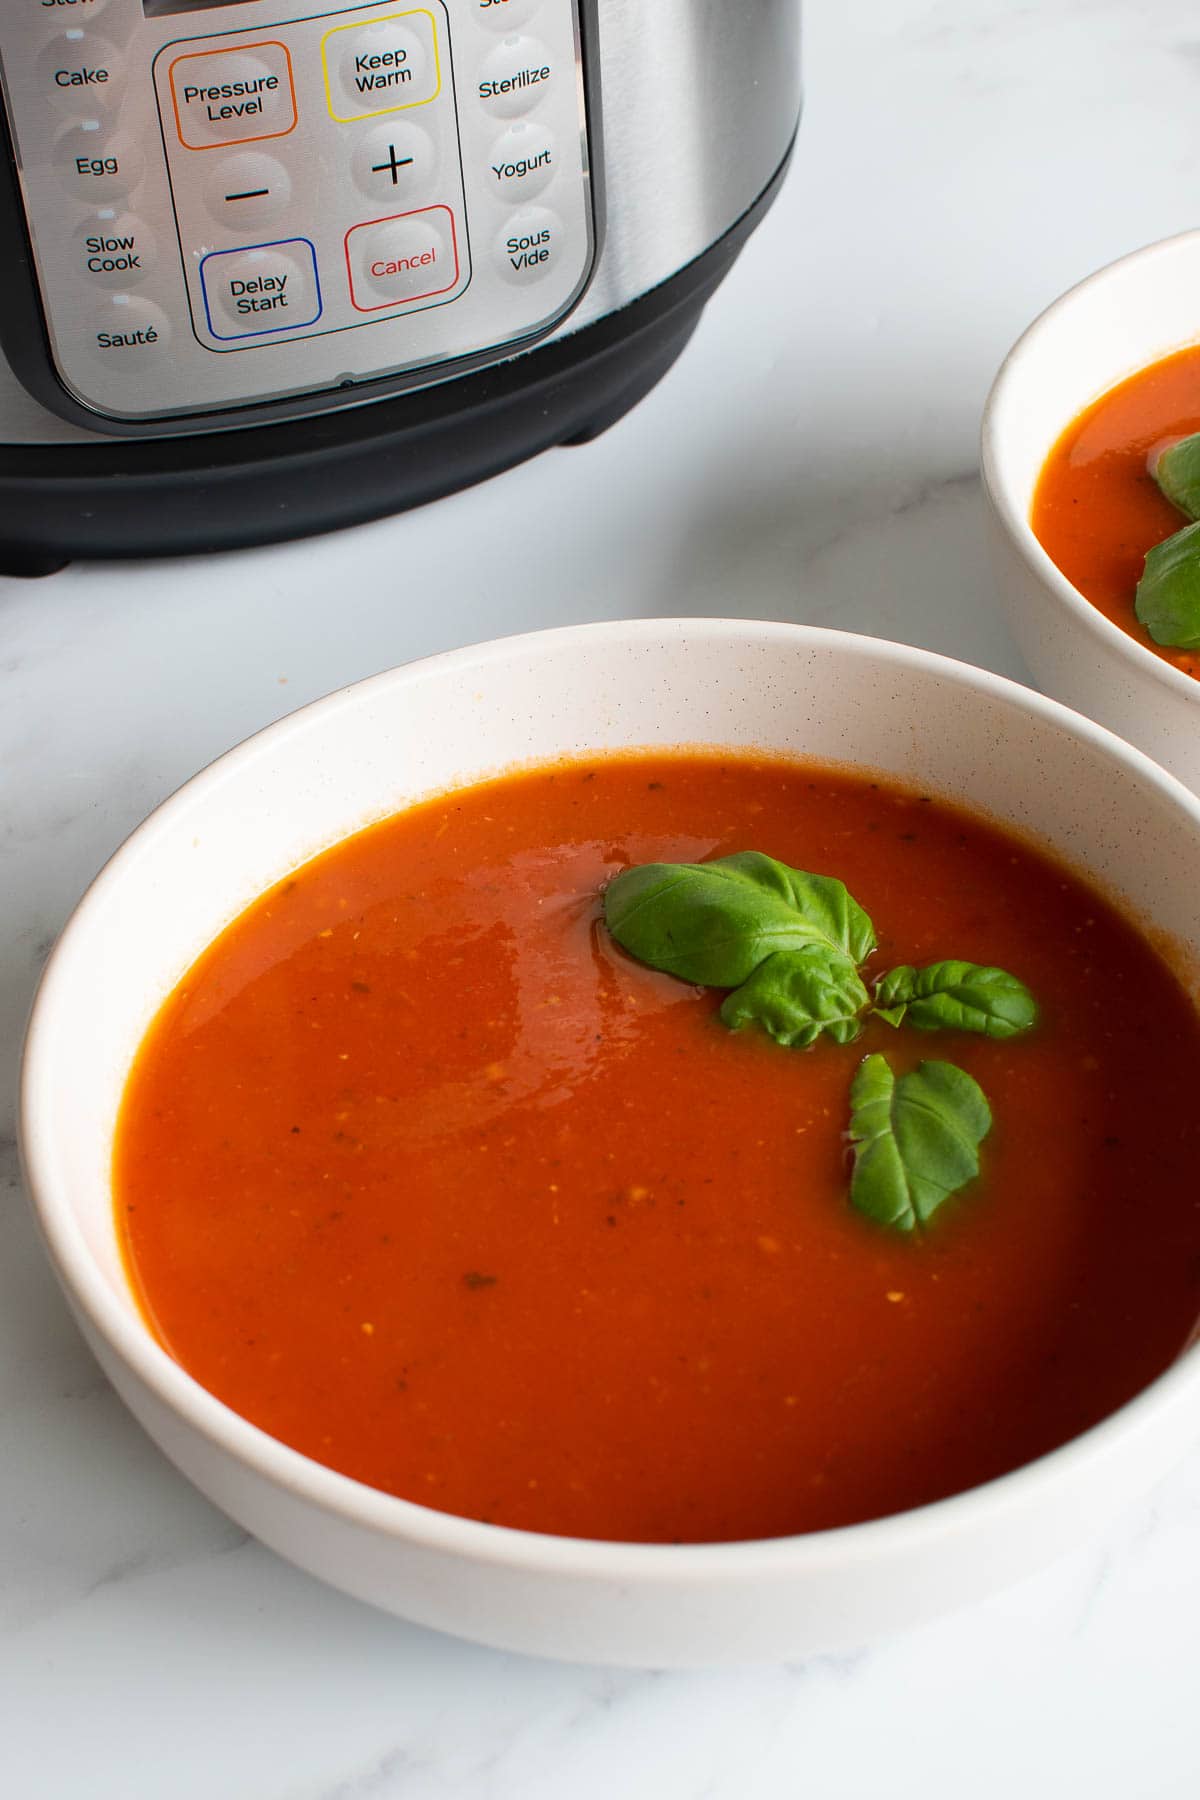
[4,1,1200,1793]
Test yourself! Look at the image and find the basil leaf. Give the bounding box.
[1154,433,1200,521]
[873,961,1038,1038]
[603,852,876,987]
[1135,521,1200,649]
[848,1053,991,1233]
[719,947,869,1048]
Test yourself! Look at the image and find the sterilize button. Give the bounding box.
[345,205,459,310]
[199,239,321,339]
[204,151,292,228]
[487,119,555,201]
[350,118,437,200]
[88,295,169,367]
[477,35,553,118]
[475,0,540,31]
[73,208,155,286]
[55,119,143,200]
[323,12,439,121]
[494,204,562,285]
[168,43,297,150]
[40,31,122,106]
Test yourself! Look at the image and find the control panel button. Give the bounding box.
[39,31,122,106]
[322,10,440,122]
[168,43,297,150]
[72,208,155,286]
[494,204,563,285]
[477,35,552,118]
[474,0,540,29]
[199,238,321,338]
[345,205,458,311]
[487,119,555,201]
[204,151,292,228]
[87,294,170,366]
[55,119,142,199]
[349,118,437,201]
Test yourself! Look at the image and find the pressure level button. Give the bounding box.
[167,43,297,149]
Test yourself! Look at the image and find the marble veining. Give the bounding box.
[4,0,1200,1792]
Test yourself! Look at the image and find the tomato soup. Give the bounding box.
[1032,342,1200,676]
[114,754,1200,1543]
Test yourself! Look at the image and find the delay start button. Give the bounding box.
[345,204,459,311]
[199,238,322,339]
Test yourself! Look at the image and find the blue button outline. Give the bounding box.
[199,236,322,340]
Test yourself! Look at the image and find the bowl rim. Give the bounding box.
[980,226,1200,708]
[19,615,1200,1584]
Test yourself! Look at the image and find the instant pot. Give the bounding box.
[0,0,800,568]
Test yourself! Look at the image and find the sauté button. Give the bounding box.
[322,11,439,121]
[39,30,122,106]
[345,205,458,310]
[199,238,321,339]
[349,118,437,200]
[168,42,297,149]
[487,119,555,200]
[204,150,292,227]
[494,204,563,285]
[73,207,155,286]
[475,0,540,30]
[477,34,552,118]
[55,119,142,199]
[88,294,169,367]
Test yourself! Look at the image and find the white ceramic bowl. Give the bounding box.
[20,619,1200,1668]
[982,230,1200,790]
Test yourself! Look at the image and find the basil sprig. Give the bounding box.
[848,1055,992,1234]
[873,961,1038,1038]
[603,850,1039,1235]
[1132,436,1200,648]
[1153,434,1200,521]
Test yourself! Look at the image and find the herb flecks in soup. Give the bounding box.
[114,754,1200,1544]
[1032,343,1200,673]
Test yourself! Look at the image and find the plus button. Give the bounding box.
[371,144,415,185]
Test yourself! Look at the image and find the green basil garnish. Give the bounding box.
[720,947,869,1048]
[847,1053,992,1234]
[1153,433,1200,521]
[1134,520,1200,649]
[873,961,1038,1038]
[603,851,876,987]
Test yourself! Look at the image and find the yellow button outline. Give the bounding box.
[322,9,441,123]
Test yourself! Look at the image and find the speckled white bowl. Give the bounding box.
[19,619,1200,1667]
[982,230,1200,790]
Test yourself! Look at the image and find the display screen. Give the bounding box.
[144,0,262,17]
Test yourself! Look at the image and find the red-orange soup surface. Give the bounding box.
[1032,341,1200,677]
[114,753,1200,1543]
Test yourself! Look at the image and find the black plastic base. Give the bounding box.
[0,150,790,570]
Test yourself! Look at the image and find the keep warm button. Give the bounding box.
[345,205,460,312]
[200,238,322,340]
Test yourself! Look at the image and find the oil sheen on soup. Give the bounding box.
[114,753,1200,1543]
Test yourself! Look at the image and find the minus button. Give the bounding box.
[203,153,291,228]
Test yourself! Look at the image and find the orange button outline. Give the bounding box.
[344,203,460,313]
[169,40,298,151]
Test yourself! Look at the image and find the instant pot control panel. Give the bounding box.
[0,0,597,427]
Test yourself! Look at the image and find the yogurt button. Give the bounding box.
[40,31,122,106]
[494,205,563,284]
[487,120,555,201]
[55,119,142,200]
[73,208,154,286]
[477,35,553,118]
[89,295,169,367]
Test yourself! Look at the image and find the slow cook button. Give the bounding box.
[168,43,297,149]
[345,205,459,311]
[39,30,122,105]
[477,35,553,118]
[72,207,155,286]
[88,294,169,366]
[55,119,143,199]
[488,120,554,201]
[494,204,562,284]
[199,238,321,339]
[322,12,439,122]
